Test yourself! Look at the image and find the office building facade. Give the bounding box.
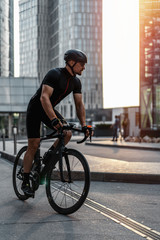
[140,0,160,136]
[0,77,38,137]
[19,0,103,120]
[0,0,14,76]
[19,0,49,81]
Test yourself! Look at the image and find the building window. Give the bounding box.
[77,13,82,25]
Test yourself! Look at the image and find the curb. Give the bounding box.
[1,151,160,184]
[86,142,160,151]
[90,172,160,184]
[0,151,16,164]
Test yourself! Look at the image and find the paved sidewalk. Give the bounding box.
[85,137,160,183]
[86,137,160,151]
[0,137,160,183]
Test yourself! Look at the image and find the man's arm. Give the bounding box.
[73,93,86,127]
[40,85,57,120]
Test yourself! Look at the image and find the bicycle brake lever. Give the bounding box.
[77,135,88,144]
[77,126,93,144]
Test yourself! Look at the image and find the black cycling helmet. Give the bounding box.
[64,49,87,64]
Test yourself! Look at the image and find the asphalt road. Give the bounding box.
[41,140,160,163]
[0,156,160,240]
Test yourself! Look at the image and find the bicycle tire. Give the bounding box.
[46,148,90,215]
[12,146,29,200]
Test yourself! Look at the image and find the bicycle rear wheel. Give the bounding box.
[12,146,29,200]
[46,149,90,215]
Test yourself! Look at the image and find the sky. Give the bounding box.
[102,0,139,108]
[14,0,139,109]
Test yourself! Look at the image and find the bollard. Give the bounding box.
[13,127,17,155]
[2,129,5,151]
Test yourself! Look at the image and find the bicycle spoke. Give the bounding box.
[46,149,90,214]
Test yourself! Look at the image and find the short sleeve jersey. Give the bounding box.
[31,67,82,109]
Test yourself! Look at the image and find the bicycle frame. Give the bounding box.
[33,124,92,184]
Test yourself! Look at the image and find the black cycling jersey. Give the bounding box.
[26,67,82,138]
[31,67,82,108]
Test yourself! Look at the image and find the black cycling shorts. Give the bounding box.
[26,100,64,138]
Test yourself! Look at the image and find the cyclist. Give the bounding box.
[22,49,91,196]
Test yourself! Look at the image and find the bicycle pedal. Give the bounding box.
[24,192,35,198]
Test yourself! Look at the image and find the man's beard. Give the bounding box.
[76,71,82,76]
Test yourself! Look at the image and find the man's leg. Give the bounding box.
[112,128,115,141]
[23,138,40,172]
[64,130,72,145]
[115,128,118,141]
[53,130,72,148]
[22,138,40,196]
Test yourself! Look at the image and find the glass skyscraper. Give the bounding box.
[140,0,160,136]
[19,0,103,120]
[0,0,14,76]
[19,0,49,81]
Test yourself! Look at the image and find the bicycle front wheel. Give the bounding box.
[12,146,29,200]
[46,149,90,215]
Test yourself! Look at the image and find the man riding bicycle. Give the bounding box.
[22,49,91,196]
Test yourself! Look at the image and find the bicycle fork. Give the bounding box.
[58,135,72,183]
[59,153,72,183]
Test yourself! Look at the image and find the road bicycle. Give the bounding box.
[12,124,92,215]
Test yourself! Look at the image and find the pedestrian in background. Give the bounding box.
[112,115,120,141]
[122,117,128,140]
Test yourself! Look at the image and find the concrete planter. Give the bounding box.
[94,128,113,137]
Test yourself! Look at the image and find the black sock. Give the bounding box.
[23,173,30,184]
